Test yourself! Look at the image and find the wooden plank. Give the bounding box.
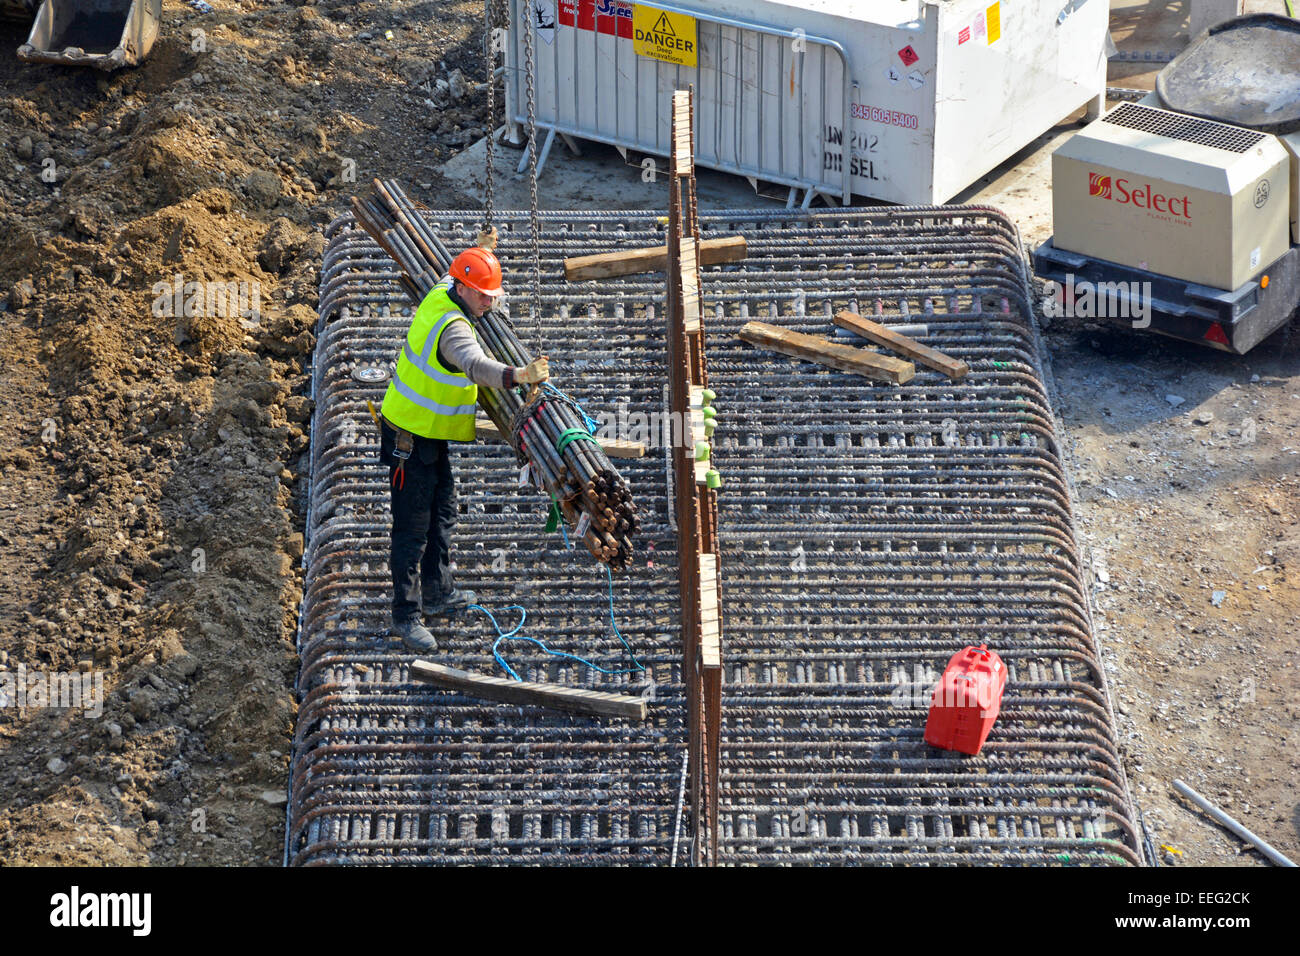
[681,267,699,301]
[674,138,691,172]
[701,637,720,668]
[738,321,915,385]
[672,94,692,172]
[679,237,698,273]
[674,142,691,173]
[564,236,746,281]
[410,660,648,720]
[475,419,645,459]
[700,618,721,669]
[834,310,970,381]
[682,290,701,333]
[699,554,721,641]
[702,567,722,665]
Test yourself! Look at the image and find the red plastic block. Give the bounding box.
[924,644,1006,755]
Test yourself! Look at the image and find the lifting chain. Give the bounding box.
[482,0,499,233]
[522,0,544,354]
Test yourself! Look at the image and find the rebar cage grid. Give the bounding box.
[289,206,1139,866]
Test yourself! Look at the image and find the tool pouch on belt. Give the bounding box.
[378,414,414,466]
[391,425,414,461]
[379,415,416,490]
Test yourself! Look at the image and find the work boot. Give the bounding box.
[424,587,477,618]
[392,616,438,654]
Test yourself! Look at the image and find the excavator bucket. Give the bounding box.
[17,0,161,71]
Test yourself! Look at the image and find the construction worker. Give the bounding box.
[379,228,549,653]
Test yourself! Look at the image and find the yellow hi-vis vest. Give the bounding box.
[380,282,479,442]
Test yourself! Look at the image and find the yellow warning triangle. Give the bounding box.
[651,12,676,35]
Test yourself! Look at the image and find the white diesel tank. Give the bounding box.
[503,0,1110,205]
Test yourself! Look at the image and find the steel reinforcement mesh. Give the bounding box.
[289,206,1139,866]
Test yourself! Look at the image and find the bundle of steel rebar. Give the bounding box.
[351,179,638,569]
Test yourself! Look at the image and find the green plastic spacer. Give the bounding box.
[701,388,716,403]
[701,405,716,420]
[703,419,717,437]
[705,469,721,489]
[694,441,710,461]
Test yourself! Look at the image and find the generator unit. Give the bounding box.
[1035,14,1300,353]
[502,0,1110,205]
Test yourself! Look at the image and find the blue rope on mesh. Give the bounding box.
[543,381,600,435]
[469,385,633,681]
[468,565,644,682]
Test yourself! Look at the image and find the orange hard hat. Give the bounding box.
[450,246,504,297]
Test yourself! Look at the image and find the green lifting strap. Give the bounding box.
[545,492,561,533]
[555,427,599,457]
[544,429,599,531]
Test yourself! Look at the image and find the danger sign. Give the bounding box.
[897,44,919,66]
[633,7,697,67]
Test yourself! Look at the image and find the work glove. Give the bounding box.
[475,226,499,250]
[517,355,549,385]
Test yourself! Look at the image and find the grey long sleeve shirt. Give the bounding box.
[435,280,517,389]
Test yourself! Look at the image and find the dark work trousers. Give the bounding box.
[381,421,458,624]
